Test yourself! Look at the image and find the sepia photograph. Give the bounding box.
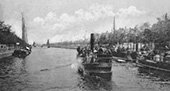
[0,0,170,91]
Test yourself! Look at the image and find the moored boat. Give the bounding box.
[12,49,28,58]
[137,51,170,72]
[12,46,31,58]
[137,59,170,72]
[12,14,32,58]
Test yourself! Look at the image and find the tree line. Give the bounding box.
[0,21,27,46]
[96,13,170,50]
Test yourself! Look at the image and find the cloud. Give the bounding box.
[117,6,146,18]
[75,4,115,21]
[31,4,116,43]
[33,17,44,25]
[1,0,169,44]
[0,4,3,20]
[4,4,148,43]
[31,5,151,43]
[59,13,76,23]
[46,12,56,21]
[115,6,154,28]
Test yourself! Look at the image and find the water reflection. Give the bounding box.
[0,56,27,77]
[0,56,30,91]
[1,48,170,91]
[0,56,14,76]
[77,74,114,91]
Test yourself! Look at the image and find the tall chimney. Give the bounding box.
[90,33,95,52]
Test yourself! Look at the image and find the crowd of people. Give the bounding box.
[138,46,170,63]
[77,44,170,63]
[77,45,112,57]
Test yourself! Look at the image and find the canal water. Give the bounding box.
[0,47,170,91]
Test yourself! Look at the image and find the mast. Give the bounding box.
[33,42,36,47]
[112,16,116,33]
[22,13,28,44]
[47,39,50,48]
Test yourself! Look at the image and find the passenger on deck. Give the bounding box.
[98,47,104,54]
[154,54,160,62]
[160,53,164,62]
[153,50,160,62]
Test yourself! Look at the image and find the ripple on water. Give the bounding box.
[112,62,170,91]
[1,48,170,91]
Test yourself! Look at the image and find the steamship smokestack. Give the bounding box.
[90,33,95,52]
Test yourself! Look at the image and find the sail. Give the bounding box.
[22,13,28,44]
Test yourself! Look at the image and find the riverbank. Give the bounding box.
[0,50,14,59]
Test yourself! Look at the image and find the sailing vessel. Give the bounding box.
[12,13,31,58]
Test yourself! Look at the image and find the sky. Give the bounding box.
[0,0,170,44]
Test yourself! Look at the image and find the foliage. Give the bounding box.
[54,13,170,50]
[96,13,170,49]
[0,21,26,45]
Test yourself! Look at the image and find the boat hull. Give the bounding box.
[12,49,31,58]
[137,59,170,72]
[96,57,112,63]
[82,62,112,71]
[79,55,113,81]
[85,70,112,81]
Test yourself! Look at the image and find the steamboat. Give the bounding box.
[78,33,113,81]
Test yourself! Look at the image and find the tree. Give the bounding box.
[0,21,27,46]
